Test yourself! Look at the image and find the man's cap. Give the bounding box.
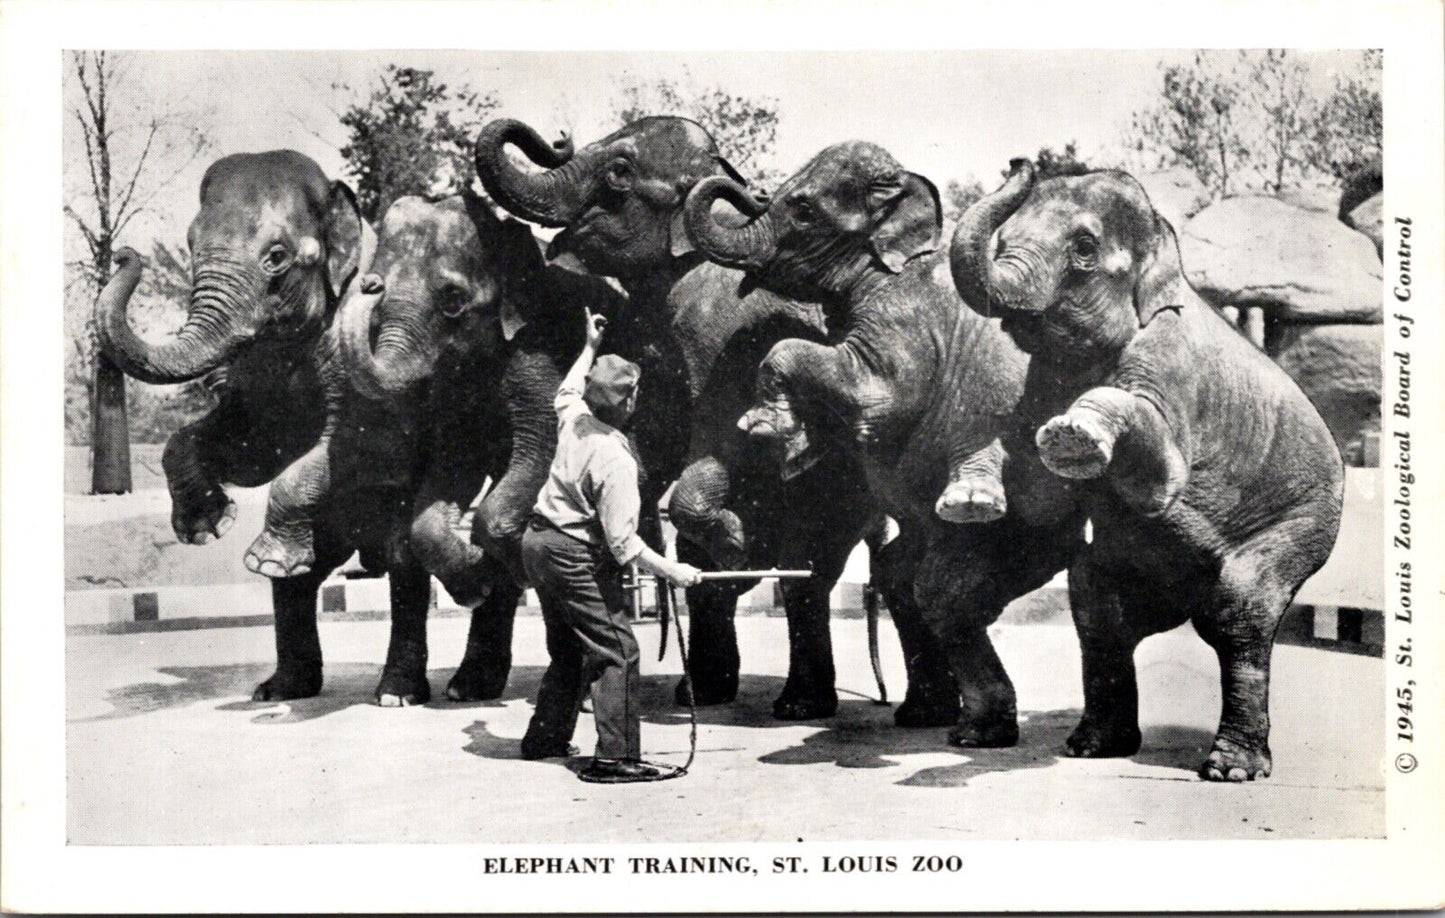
[584,355,641,416]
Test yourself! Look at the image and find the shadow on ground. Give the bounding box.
[83,664,1215,783]
[462,673,1215,786]
[76,662,552,725]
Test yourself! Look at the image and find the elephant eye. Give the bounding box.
[262,244,290,272]
[1071,232,1099,267]
[604,159,635,191]
[790,198,816,225]
[438,284,471,318]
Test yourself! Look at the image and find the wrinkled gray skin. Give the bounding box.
[951,161,1344,779]
[686,142,1088,746]
[476,116,886,720]
[337,191,623,704]
[95,150,391,701]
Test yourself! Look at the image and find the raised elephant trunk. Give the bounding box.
[684,175,777,270]
[473,118,601,227]
[338,275,436,399]
[950,159,1036,316]
[96,247,250,385]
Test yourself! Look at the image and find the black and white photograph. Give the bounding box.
[2,0,1442,913]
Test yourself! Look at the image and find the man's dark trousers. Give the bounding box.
[520,520,642,761]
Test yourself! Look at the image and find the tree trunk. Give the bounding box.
[91,352,132,493]
[90,248,132,494]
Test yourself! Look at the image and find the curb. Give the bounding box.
[65,578,1383,658]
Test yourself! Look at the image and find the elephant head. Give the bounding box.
[339,189,545,400]
[474,116,753,278]
[96,150,369,385]
[949,161,1184,360]
[684,141,942,301]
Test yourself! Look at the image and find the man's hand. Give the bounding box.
[585,307,607,349]
[662,560,704,588]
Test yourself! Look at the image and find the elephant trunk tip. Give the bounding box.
[473,117,587,227]
[94,246,242,386]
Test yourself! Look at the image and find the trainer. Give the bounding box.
[520,307,702,783]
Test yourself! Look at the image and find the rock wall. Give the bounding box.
[1170,189,1384,465]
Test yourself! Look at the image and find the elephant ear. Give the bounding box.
[868,171,942,273]
[324,181,367,299]
[497,219,544,340]
[463,187,545,341]
[1134,216,1186,326]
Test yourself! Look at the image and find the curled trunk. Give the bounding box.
[95,247,247,385]
[338,276,435,399]
[683,175,777,270]
[473,118,602,227]
[949,159,1035,316]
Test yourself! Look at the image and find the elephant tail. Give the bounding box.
[864,578,888,706]
[862,514,893,706]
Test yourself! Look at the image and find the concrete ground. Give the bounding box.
[67,613,1384,845]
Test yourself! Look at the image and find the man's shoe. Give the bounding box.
[578,758,663,783]
[520,741,580,761]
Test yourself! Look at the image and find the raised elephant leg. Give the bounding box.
[252,526,353,701]
[446,558,523,702]
[245,435,333,578]
[408,459,491,608]
[375,555,434,706]
[1065,549,1188,759]
[161,398,248,544]
[935,437,1007,524]
[245,353,345,578]
[875,528,959,728]
[669,455,748,571]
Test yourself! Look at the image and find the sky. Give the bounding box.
[62,48,1372,252]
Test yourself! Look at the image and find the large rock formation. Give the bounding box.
[1136,168,1212,231]
[1344,192,1384,258]
[1179,196,1383,324]
[1273,324,1381,464]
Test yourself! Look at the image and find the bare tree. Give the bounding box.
[611,71,785,191]
[1129,52,1250,198]
[1243,50,1317,195]
[1129,50,1380,202]
[64,51,208,493]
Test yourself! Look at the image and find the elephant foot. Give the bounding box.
[1064,716,1142,758]
[376,666,432,707]
[675,673,737,708]
[252,662,322,701]
[948,716,1019,748]
[738,400,799,442]
[772,691,838,721]
[1036,414,1113,480]
[894,691,961,729]
[1200,737,1272,782]
[173,491,237,545]
[935,477,1007,524]
[445,659,509,702]
[244,529,315,579]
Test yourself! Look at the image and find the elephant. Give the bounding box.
[684,141,1088,746]
[474,116,886,720]
[949,160,1345,779]
[334,190,624,703]
[95,150,392,701]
